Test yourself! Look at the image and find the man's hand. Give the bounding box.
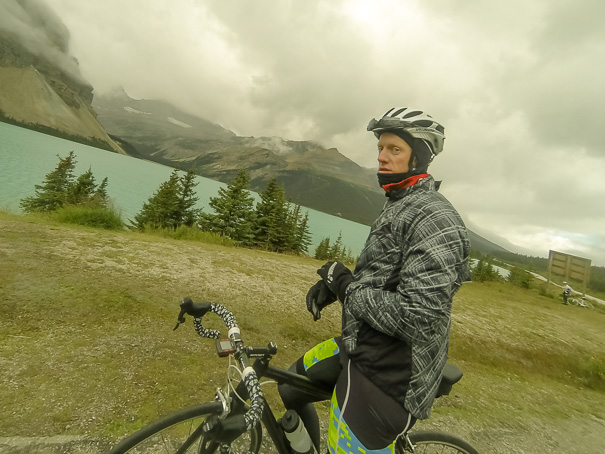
[317,261,353,303]
[306,280,337,321]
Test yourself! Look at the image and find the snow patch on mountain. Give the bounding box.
[167,116,192,128]
[123,106,150,115]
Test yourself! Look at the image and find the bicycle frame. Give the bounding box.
[110,301,476,454]
[168,300,471,454]
[226,354,332,453]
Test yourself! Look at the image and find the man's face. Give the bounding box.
[377,132,412,174]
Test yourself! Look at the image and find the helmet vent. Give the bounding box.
[413,119,434,127]
[403,110,422,118]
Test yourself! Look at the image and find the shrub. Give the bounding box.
[507,266,531,289]
[471,258,501,282]
[50,204,124,230]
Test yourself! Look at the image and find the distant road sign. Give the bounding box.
[548,250,591,294]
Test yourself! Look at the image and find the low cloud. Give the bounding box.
[0,0,84,81]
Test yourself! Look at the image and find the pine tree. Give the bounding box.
[507,266,531,289]
[178,169,200,227]
[283,203,300,253]
[254,178,290,252]
[314,238,331,260]
[471,257,500,282]
[199,169,256,244]
[93,177,110,207]
[131,169,181,230]
[20,151,76,213]
[294,210,312,254]
[328,232,344,261]
[67,168,97,206]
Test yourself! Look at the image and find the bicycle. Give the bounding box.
[568,295,594,309]
[108,298,479,454]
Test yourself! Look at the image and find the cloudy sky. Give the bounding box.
[10,0,605,266]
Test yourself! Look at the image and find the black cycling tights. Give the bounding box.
[278,337,415,453]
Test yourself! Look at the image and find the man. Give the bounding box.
[562,281,573,304]
[279,107,471,453]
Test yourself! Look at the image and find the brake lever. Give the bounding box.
[174,297,214,331]
[173,310,186,331]
[173,297,194,331]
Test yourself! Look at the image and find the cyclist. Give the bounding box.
[279,107,471,453]
[562,281,573,304]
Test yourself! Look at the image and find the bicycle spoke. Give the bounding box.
[111,414,261,454]
[405,431,478,454]
[412,444,465,453]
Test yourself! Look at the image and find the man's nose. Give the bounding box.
[378,149,388,163]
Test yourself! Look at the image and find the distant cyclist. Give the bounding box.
[562,281,573,305]
[279,107,471,453]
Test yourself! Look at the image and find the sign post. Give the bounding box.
[547,250,591,295]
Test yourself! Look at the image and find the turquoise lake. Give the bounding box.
[0,122,371,255]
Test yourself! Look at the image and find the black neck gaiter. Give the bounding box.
[377,172,414,189]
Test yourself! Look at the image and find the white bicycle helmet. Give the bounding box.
[367,107,445,157]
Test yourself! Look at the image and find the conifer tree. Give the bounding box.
[293,208,312,254]
[328,232,344,261]
[471,256,500,282]
[131,169,181,230]
[93,177,110,207]
[20,151,76,213]
[283,203,300,252]
[314,238,331,260]
[254,178,290,251]
[198,169,256,244]
[68,168,97,206]
[21,152,113,213]
[178,169,200,227]
[507,266,531,289]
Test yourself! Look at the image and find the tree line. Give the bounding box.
[131,167,313,255]
[19,153,332,257]
[21,153,605,288]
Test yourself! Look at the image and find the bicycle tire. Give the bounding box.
[397,430,479,454]
[108,402,262,454]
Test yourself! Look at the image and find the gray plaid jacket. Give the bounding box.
[343,175,471,420]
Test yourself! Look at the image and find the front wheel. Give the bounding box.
[397,430,479,454]
[108,402,262,454]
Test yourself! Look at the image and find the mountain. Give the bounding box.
[0,3,514,257]
[94,92,516,257]
[0,2,124,154]
[466,230,511,255]
[93,90,386,225]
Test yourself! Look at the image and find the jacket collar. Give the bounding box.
[383,173,431,197]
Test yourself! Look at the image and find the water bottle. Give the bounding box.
[280,409,318,454]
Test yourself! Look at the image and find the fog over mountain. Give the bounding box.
[0,0,124,153]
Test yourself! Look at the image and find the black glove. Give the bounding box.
[306,280,337,321]
[317,261,353,303]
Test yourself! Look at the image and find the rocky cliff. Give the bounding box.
[0,0,124,154]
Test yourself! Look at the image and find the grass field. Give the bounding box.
[1,211,604,453]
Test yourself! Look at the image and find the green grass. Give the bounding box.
[49,204,125,230]
[134,224,237,246]
[1,211,604,453]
